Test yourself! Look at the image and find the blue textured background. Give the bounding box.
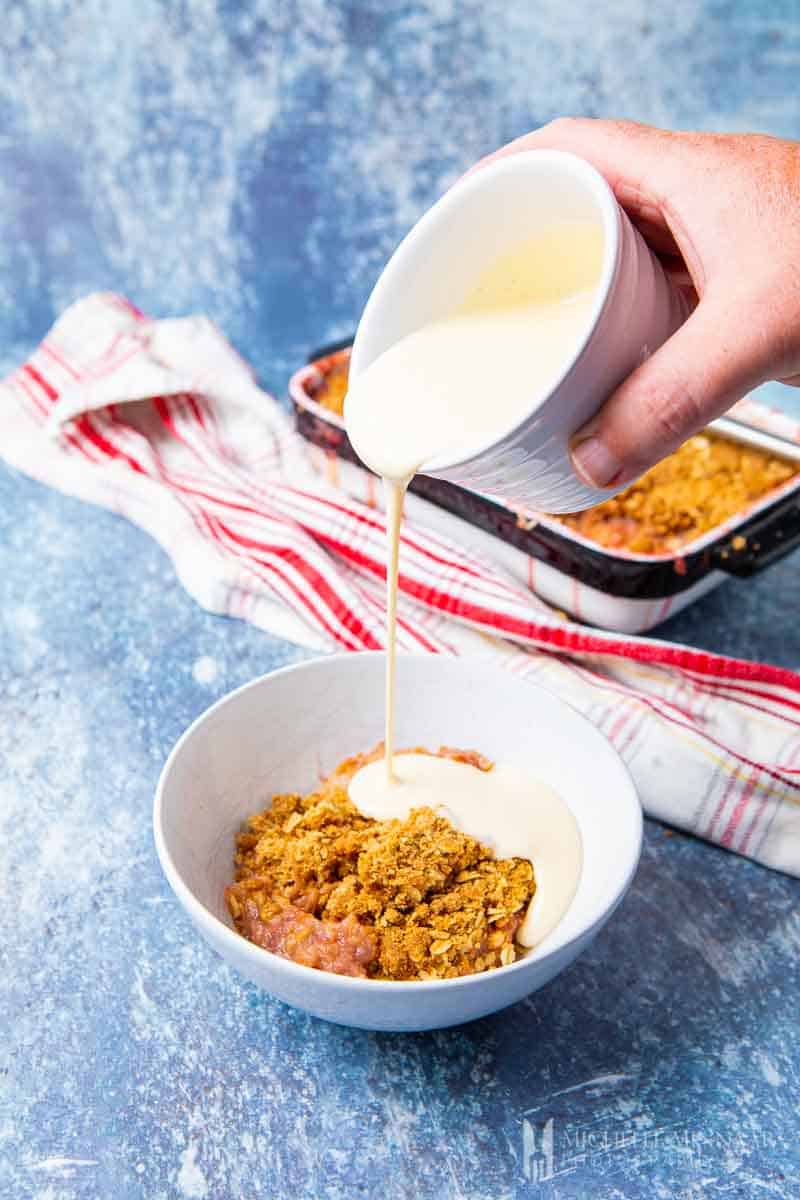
[1,3,799,1198]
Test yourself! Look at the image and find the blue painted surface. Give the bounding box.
[1,3,799,1198]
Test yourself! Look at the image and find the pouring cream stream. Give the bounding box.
[343,221,601,947]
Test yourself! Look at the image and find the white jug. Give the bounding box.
[349,150,689,512]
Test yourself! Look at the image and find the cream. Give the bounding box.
[344,221,603,484]
[349,753,582,948]
[344,221,599,946]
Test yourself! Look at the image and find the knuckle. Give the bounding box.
[641,382,705,448]
[542,115,583,136]
[607,117,648,138]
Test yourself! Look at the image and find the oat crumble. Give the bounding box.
[225,746,535,981]
[556,433,795,553]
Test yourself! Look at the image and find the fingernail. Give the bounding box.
[571,436,621,488]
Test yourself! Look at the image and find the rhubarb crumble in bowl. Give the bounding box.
[154,654,641,1031]
[225,745,536,982]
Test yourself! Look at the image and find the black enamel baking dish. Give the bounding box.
[289,341,800,632]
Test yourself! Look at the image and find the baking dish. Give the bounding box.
[288,343,800,634]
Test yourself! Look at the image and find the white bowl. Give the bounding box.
[349,150,689,512]
[154,653,642,1031]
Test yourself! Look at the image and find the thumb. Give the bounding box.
[570,298,769,489]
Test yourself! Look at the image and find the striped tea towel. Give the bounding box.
[2,293,799,876]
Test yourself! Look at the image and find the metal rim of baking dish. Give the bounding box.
[289,342,800,601]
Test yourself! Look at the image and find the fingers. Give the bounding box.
[475,118,679,212]
[474,118,706,291]
[471,121,800,483]
[570,298,771,488]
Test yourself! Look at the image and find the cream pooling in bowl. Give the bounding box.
[154,653,643,1030]
[344,222,598,949]
[349,753,583,948]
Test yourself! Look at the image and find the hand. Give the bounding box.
[476,119,800,488]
